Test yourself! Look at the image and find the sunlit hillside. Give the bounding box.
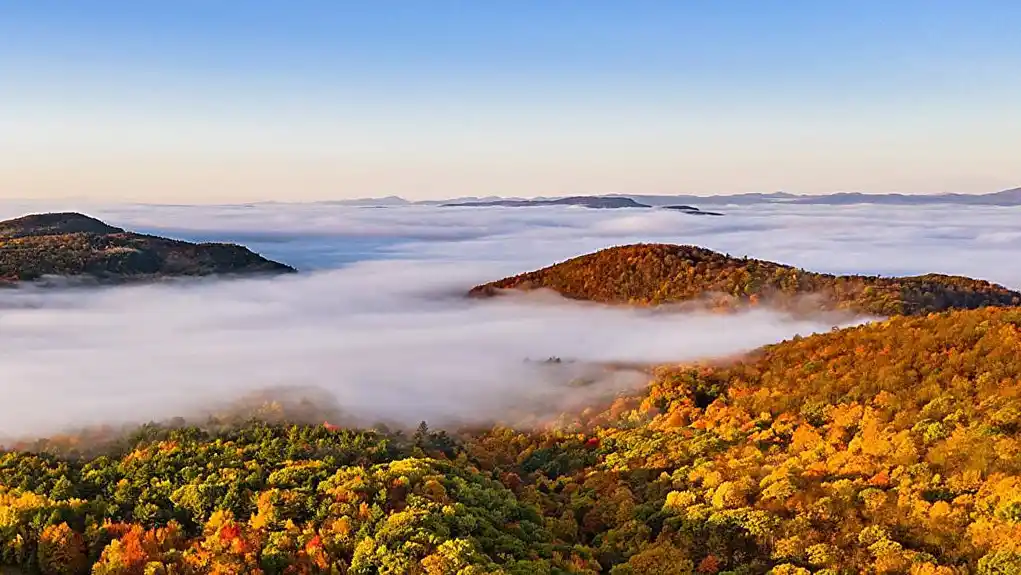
[3,307,1020,573]
[470,244,1021,316]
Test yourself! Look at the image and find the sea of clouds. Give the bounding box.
[1,201,1019,437]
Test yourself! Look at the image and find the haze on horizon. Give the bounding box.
[3,1,1020,203]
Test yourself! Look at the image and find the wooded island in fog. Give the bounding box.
[0,213,293,285]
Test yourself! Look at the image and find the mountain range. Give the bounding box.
[329,186,1021,208]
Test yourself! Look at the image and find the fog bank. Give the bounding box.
[0,262,857,437]
[1,201,1015,438]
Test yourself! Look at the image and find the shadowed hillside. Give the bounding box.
[469,243,1021,316]
[0,212,295,284]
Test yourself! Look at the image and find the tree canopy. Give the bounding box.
[0,212,294,284]
[4,306,1021,573]
[469,244,1021,316]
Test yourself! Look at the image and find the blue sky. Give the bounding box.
[2,1,1019,201]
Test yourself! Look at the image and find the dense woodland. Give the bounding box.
[0,213,293,283]
[468,244,1021,316]
[3,306,1021,573]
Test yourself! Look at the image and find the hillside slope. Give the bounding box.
[3,308,1021,573]
[572,306,1021,572]
[469,243,1021,316]
[0,212,295,283]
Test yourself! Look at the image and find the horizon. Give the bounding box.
[4,185,1020,208]
[4,2,1020,202]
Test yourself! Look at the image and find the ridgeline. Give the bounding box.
[469,243,1021,316]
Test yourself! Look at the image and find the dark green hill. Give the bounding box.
[0,212,295,284]
[469,243,1021,316]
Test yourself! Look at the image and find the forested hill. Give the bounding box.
[580,306,1021,573]
[0,212,295,283]
[2,307,1021,572]
[469,243,1021,316]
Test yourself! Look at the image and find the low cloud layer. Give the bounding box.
[0,265,856,437]
[2,201,1020,285]
[0,201,1018,438]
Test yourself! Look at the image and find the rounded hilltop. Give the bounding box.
[0,212,126,238]
[0,211,296,284]
[469,243,1021,316]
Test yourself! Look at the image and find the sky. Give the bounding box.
[2,1,1020,202]
[1,200,1020,437]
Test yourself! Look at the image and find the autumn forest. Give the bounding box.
[3,243,1021,574]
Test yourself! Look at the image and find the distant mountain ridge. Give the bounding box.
[469,243,1021,316]
[329,186,1021,207]
[442,196,650,209]
[633,186,1021,207]
[0,212,295,284]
